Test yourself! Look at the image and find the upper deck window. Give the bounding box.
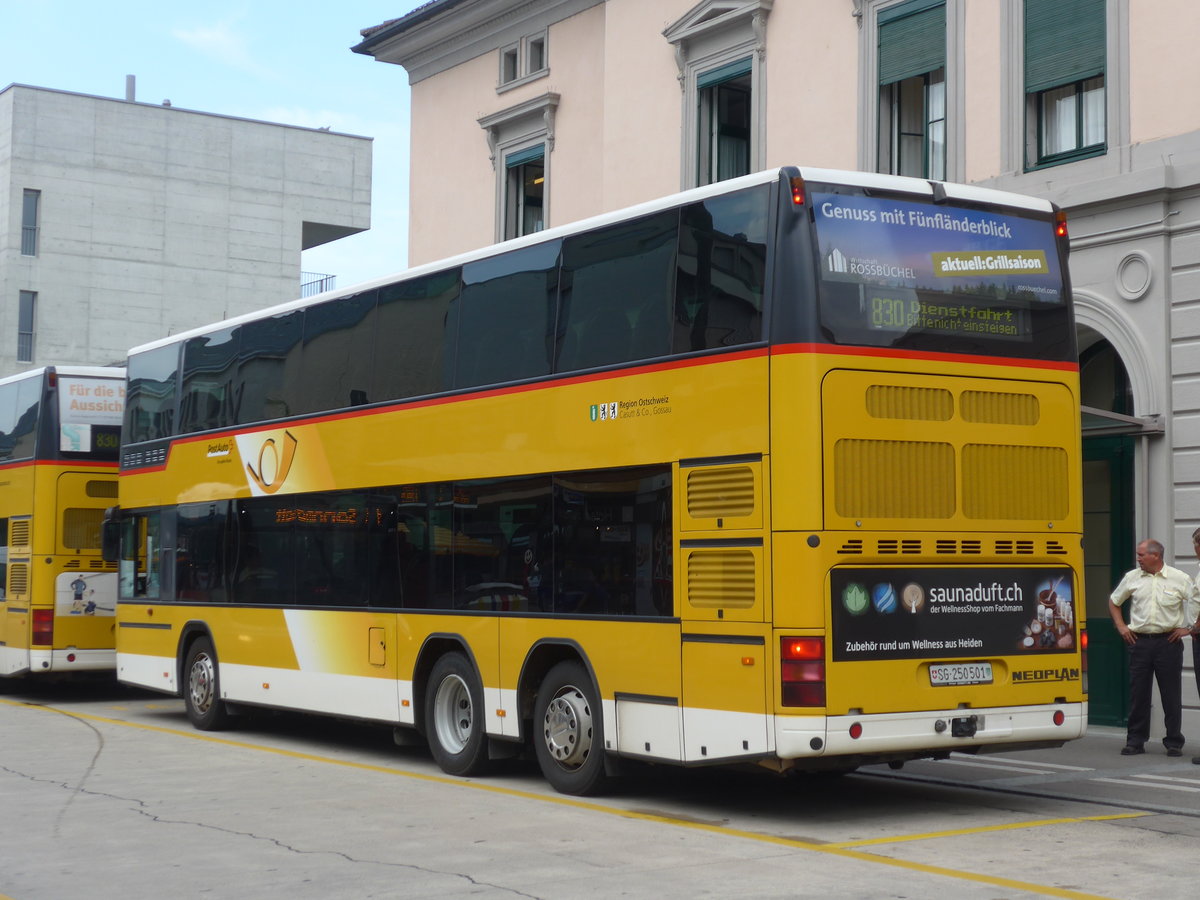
[0,375,41,462]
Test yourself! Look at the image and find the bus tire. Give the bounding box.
[533,661,606,796]
[424,652,490,777]
[183,636,231,731]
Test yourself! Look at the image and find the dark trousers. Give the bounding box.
[1126,633,1184,750]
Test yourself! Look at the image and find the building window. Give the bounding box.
[498,30,549,92]
[18,291,36,363]
[697,59,753,185]
[479,93,558,242]
[504,145,545,239]
[664,1,771,190]
[877,0,946,179]
[21,189,40,257]
[1025,0,1106,168]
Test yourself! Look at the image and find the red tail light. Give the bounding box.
[781,636,825,707]
[1055,210,1068,239]
[32,609,54,645]
[789,176,805,206]
[1079,628,1088,693]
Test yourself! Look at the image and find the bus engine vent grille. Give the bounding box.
[865,385,953,421]
[878,539,921,554]
[9,518,32,551]
[1046,540,1068,555]
[839,539,864,554]
[8,562,29,596]
[962,445,1068,520]
[687,466,755,518]
[961,390,1040,425]
[62,508,104,551]
[995,540,1036,555]
[85,479,119,499]
[834,440,955,519]
[686,550,756,609]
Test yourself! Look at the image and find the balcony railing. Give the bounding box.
[301,271,336,298]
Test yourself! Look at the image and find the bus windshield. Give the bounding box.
[811,186,1072,360]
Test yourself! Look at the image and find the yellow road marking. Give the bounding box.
[4,699,1137,900]
[828,812,1148,848]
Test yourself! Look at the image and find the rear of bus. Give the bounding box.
[0,367,124,678]
[769,169,1084,766]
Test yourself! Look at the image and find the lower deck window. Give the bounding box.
[164,464,674,617]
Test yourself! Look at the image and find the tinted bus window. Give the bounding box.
[179,327,240,434]
[558,211,677,371]
[235,310,304,425]
[125,345,178,443]
[452,475,553,612]
[371,271,461,402]
[553,466,671,616]
[295,290,377,414]
[456,241,560,388]
[675,185,768,353]
[176,502,230,603]
[0,376,41,461]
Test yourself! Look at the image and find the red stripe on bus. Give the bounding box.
[768,343,1080,372]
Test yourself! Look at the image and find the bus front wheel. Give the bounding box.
[183,636,231,731]
[424,652,490,777]
[533,661,607,795]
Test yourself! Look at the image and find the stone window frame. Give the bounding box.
[664,0,772,191]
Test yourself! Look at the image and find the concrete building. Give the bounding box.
[355,0,1200,729]
[0,83,371,376]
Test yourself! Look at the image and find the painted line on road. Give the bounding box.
[934,758,1063,775]
[1093,776,1200,794]
[949,752,1093,772]
[826,812,1147,848]
[4,700,1131,900]
[1131,772,1200,785]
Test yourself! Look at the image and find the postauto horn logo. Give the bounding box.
[241,430,299,495]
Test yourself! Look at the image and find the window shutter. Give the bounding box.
[697,57,752,90]
[878,0,945,86]
[505,145,545,168]
[1024,0,1106,94]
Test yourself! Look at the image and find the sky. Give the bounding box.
[2,1,429,291]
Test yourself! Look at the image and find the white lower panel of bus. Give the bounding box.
[776,702,1088,759]
[221,662,405,723]
[0,646,113,676]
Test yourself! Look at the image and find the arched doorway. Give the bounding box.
[1078,327,1162,726]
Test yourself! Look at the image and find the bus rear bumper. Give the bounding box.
[38,648,116,673]
[775,702,1088,760]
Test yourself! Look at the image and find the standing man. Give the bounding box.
[1108,539,1198,756]
[1190,528,1200,765]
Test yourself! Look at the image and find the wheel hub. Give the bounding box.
[543,687,592,767]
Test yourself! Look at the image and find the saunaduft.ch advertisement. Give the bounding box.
[829,567,1074,661]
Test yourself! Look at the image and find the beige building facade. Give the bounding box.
[357,0,1200,727]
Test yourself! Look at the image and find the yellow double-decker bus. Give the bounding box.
[1,365,124,681]
[112,167,1084,794]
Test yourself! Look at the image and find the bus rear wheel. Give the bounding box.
[183,636,231,731]
[533,661,607,795]
[424,652,490,777]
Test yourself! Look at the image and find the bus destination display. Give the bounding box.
[813,191,1063,344]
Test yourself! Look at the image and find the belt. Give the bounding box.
[1134,631,1175,638]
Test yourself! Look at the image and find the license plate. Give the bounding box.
[929,662,993,686]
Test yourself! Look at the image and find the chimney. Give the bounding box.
[125,75,135,102]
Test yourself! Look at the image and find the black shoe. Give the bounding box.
[1167,748,1183,757]
[1121,745,1145,755]
[1193,756,1200,765]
